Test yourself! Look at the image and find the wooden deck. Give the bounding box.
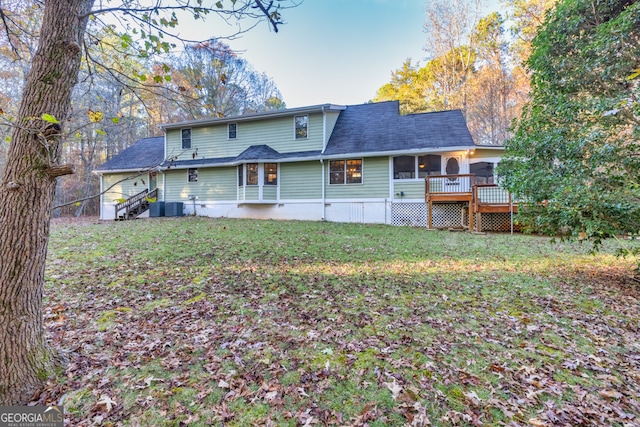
[425,176,517,231]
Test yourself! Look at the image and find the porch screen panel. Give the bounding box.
[393,156,415,179]
[418,155,441,178]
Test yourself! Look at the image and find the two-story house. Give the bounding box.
[95,101,507,229]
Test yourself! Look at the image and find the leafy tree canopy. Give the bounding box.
[498,0,640,249]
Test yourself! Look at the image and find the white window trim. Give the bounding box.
[328,158,363,185]
[181,128,192,150]
[228,123,238,139]
[294,115,309,140]
[392,154,443,180]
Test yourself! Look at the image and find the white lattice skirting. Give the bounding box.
[477,212,516,232]
[431,203,467,229]
[391,203,428,227]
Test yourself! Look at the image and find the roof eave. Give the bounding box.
[161,104,347,131]
[321,145,479,159]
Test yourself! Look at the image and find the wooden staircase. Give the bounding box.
[115,188,158,220]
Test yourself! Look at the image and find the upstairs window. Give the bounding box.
[295,115,308,139]
[181,128,191,149]
[330,159,362,184]
[264,163,278,185]
[188,168,198,182]
[246,163,258,186]
[228,123,237,139]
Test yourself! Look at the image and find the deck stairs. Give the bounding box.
[115,188,158,220]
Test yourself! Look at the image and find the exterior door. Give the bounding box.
[149,172,157,191]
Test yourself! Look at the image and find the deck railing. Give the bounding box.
[474,184,511,205]
[425,174,475,195]
[115,188,158,220]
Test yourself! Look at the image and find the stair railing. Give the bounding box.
[115,189,153,220]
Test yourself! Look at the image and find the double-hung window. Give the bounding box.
[228,123,237,139]
[181,128,191,149]
[264,163,278,185]
[294,115,308,139]
[329,159,362,184]
[246,163,258,186]
[188,168,198,182]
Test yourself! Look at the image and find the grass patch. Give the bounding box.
[42,217,640,426]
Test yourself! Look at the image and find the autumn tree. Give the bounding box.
[498,0,640,250]
[465,12,517,144]
[423,0,482,111]
[172,39,285,118]
[0,0,291,405]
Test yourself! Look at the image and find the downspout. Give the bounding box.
[98,173,104,220]
[321,159,325,220]
[321,106,327,220]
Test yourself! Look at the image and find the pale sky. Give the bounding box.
[184,0,500,108]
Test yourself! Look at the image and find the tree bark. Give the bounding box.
[0,0,94,405]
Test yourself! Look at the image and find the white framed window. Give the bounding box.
[228,123,237,139]
[246,163,258,186]
[181,128,192,149]
[294,115,308,139]
[188,168,198,182]
[394,154,441,179]
[264,163,278,185]
[329,159,362,185]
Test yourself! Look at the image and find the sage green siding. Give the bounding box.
[280,161,322,199]
[165,113,326,160]
[263,186,277,200]
[102,173,145,202]
[164,167,237,201]
[325,157,390,199]
[392,181,426,200]
[243,186,260,200]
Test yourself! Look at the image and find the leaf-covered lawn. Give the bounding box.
[38,217,639,426]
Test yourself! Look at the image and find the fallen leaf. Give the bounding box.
[96,394,116,413]
[599,389,622,400]
[385,380,403,400]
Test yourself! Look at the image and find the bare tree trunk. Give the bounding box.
[0,0,93,405]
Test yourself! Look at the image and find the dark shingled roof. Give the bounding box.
[323,101,475,156]
[236,145,281,161]
[95,136,164,171]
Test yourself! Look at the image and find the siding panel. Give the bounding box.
[102,173,143,202]
[325,156,390,199]
[280,161,322,199]
[164,112,326,161]
[164,167,237,201]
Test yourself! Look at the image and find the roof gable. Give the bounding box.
[323,101,475,156]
